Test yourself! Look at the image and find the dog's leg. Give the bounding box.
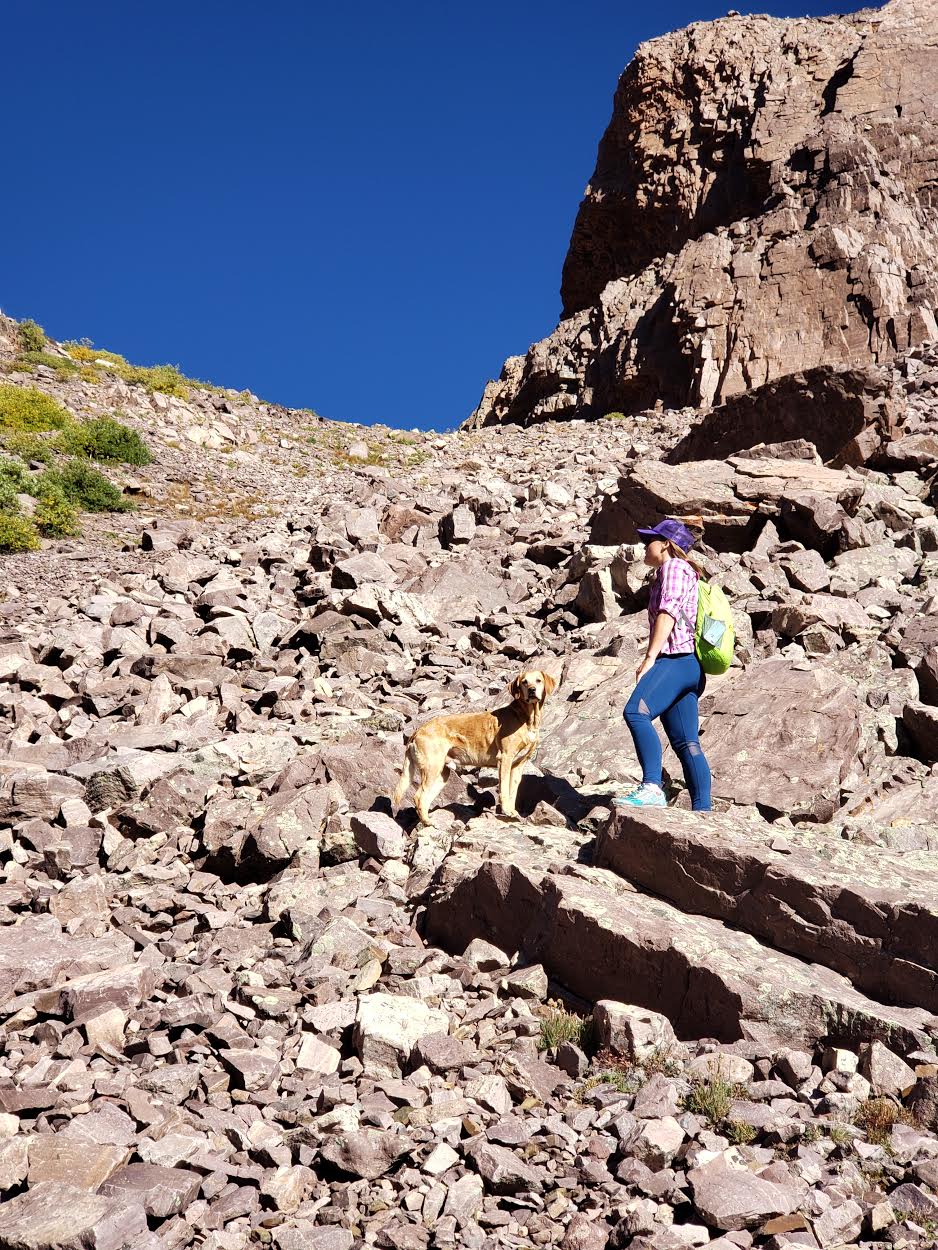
[414,744,448,826]
[420,765,449,821]
[509,761,525,815]
[498,753,517,818]
[392,744,416,809]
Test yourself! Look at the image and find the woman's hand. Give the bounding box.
[635,655,655,685]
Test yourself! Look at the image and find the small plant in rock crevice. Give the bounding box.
[855,1096,917,1146]
[537,1006,592,1053]
[682,1064,749,1125]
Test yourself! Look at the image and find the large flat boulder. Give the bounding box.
[425,837,937,1053]
[595,807,938,1011]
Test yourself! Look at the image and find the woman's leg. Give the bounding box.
[623,660,686,786]
[660,670,712,811]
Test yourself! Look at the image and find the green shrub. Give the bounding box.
[77,415,152,465]
[725,1119,757,1145]
[0,385,71,434]
[17,320,46,352]
[13,351,79,379]
[0,457,30,508]
[1,432,54,463]
[35,492,80,537]
[35,460,131,513]
[0,513,40,552]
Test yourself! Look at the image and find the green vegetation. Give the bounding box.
[34,492,80,538]
[579,1069,636,1097]
[55,414,152,465]
[537,1006,592,1053]
[0,457,30,508]
[855,1097,915,1146]
[0,513,40,553]
[0,385,72,434]
[37,460,132,513]
[11,350,80,380]
[725,1119,757,1145]
[17,320,46,352]
[0,390,140,547]
[63,342,198,397]
[682,1063,748,1125]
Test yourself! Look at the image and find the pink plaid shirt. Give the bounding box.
[648,558,698,655]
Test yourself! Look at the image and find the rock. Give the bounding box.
[441,1172,484,1224]
[595,806,938,1011]
[426,842,936,1051]
[593,1000,679,1062]
[859,1041,917,1097]
[354,993,449,1078]
[295,1034,341,1076]
[411,1031,478,1073]
[465,1139,543,1193]
[351,811,407,860]
[467,2,938,428]
[809,1199,864,1247]
[97,1163,202,1218]
[319,1129,412,1180]
[688,1154,802,1231]
[0,1180,148,1249]
[634,1117,685,1169]
[27,1137,128,1190]
[462,939,510,971]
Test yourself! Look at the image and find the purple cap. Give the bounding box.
[635,518,696,551]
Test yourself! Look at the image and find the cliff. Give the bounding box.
[467,0,938,427]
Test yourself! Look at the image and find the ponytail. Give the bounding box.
[669,514,706,576]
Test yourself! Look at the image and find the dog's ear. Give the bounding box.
[541,671,557,696]
[508,674,524,702]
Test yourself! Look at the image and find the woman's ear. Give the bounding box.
[541,671,557,696]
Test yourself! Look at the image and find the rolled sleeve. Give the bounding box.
[657,560,695,621]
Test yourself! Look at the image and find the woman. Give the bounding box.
[616,517,712,811]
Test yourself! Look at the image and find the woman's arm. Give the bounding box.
[635,611,675,683]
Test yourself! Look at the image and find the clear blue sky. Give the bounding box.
[4,1,862,430]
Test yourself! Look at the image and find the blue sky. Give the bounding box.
[4,1,862,430]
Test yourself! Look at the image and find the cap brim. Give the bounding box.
[635,527,661,540]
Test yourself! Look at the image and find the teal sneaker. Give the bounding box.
[613,783,667,808]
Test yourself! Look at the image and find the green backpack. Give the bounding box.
[692,580,735,675]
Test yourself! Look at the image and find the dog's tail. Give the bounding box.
[392,742,416,808]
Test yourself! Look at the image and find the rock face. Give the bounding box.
[467,0,938,427]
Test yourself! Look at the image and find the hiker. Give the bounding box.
[616,517,712,811]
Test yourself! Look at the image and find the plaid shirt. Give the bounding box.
[648,558,698,655]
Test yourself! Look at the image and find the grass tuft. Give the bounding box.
[537,1006,592,1053]
[855,1097,916,1146]
[683,1062,748,1125]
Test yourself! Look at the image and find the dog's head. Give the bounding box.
[509,670,558,706]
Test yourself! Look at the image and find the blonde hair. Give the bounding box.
[666,515,706,575]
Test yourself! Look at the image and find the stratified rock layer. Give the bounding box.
[468,0,938,427]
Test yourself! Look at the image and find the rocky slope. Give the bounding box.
[2,312,938,1249]
[468,0,938,429]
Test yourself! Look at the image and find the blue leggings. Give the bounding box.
[624,654,712,811]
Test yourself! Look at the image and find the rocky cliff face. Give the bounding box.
[468,0,938,428]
